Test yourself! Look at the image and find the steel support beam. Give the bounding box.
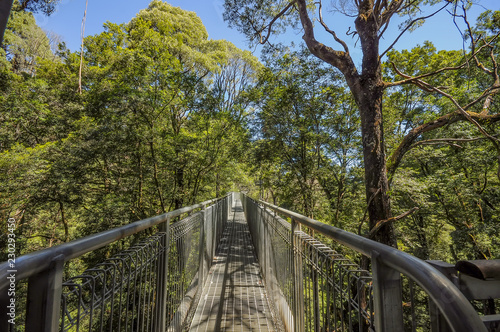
[371,250,404,332]
[25,254,64,332]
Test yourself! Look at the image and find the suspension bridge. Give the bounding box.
[0,193,498,331]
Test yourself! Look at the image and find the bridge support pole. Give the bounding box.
[155,216,171,332]
[372,250,404,332]
[291,218,305,332]
[25,254,64,332]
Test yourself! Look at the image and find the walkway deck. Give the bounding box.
[189,199,277,332]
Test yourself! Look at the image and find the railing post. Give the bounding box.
[198,206,206,290]
[291,218,305,332]
[313,246,320,331]
[25,254,64,332]
[371,250,404,331]
[156,216,171,332]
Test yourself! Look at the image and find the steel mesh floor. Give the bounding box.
[188,200,276,332]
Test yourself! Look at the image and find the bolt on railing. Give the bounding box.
[240,193,487,332]
[0,193,232,332]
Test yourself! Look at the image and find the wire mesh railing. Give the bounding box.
[0,194,232,332]
[60,232,166,332]
[241,193,487,332]
[242,194,374,332]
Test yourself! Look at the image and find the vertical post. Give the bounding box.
[371,250,404,332]
[156,216,170,332]
[291,218,305,332]
[25,254,64,332]
[198,207,206,289]
[224,195,228,226]
[313,248,320,331]
[262,207,268,281]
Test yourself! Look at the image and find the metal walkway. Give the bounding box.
[189,199,276,332]
[0,193,490,332]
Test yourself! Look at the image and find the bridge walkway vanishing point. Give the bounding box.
[189,199,276,332]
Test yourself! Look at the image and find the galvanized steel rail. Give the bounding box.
[0,194,232,332]
[240,193,487,332]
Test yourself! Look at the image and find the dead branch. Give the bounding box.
[387,110,500,182]
[385,33,499,88]
[78,0,88,95]
[318,0,349,54]
[415,141,464,149]
[414,80,499,146]
[368,207,419,238]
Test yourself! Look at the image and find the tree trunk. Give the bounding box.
[216,172,220,198]
[59,200,69,243]
[174,166,184,210]
[354,80,396,247]
[149,140,166,213]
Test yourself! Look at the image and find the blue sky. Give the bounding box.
[35,0,499,64]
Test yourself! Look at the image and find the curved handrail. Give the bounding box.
[0,197,220,293]
[248,195,487,332]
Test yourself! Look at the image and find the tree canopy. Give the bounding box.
[0,0,498,270]
[0,1,260,258]
[223,0,500,246]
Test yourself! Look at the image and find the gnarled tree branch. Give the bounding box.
[296,0,359,82]
[379,2,449,59]
[387,110,500,182]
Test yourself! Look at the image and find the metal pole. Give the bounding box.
[313,246,320,331]
[156,216,171,332]
[25,254,64,332]
[291,218,305,332]
[198,209,206,290]
[427,261,455,332]
[371,250,404,331]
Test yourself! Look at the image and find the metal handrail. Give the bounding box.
[244,194,487,332]
[0,198,219,293]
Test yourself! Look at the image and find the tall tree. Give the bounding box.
[2,6,54,75]
[224,0,500,246]
[0,0,258,255]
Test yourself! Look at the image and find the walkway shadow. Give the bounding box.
[232,205,244,212]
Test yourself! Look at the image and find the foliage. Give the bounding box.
[249,45,366,234]
[0,0,499,275]
[15,0,61,15]
[223,0,500,249]
[0,1,259,261]
[3,7,54,75]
